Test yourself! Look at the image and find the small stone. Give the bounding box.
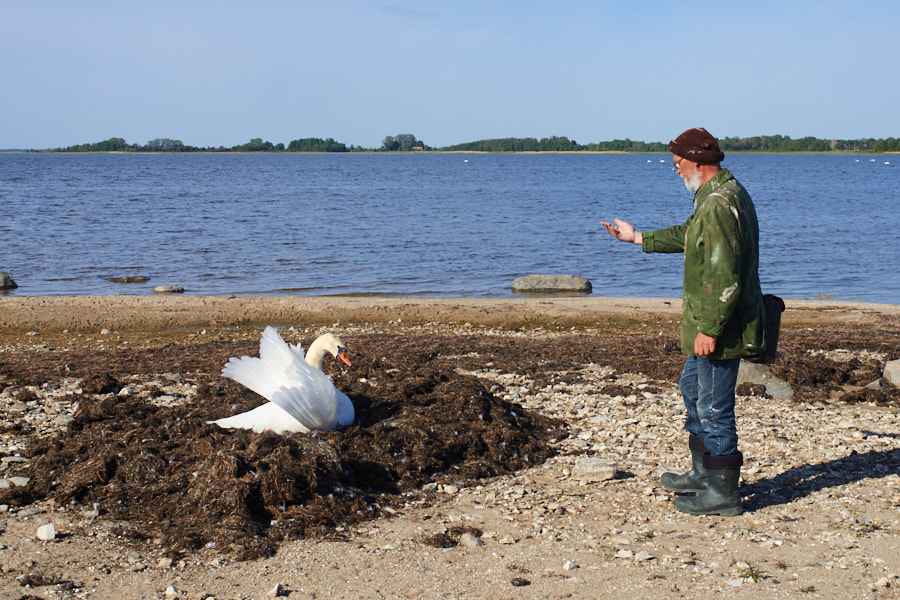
[100,328,112,335]
[885,359,900,387]
[442,484,459,495]
[615,549,634,559]
[498,535,517,545]
[55,414,75,426]
[459,533,484,548]
[865,379,883,390]
[267,583,285,597]
[158,557,174,569]
[37,523,57,540]
[563,559,579,570]
[17,506,44,517]
[572,458,617,482]
[164,585,179,597]
[634,550,655,561]
[510,577,531,587]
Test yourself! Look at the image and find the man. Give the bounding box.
[601,127,765,516]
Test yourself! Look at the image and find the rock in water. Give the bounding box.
[153,284,184,294]
[0,272,17,290]
[511,274,592,294]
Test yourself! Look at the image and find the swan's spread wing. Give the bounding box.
[270,378,338,431]
[258,326,298,375]
[209,402,311,434]
[222,327,306,400]
[221,355,279,400]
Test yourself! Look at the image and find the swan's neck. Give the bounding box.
[304,337,329,369]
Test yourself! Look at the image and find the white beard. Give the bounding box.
[683,171,703,193]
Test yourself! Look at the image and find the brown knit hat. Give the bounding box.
[668,127,725,164]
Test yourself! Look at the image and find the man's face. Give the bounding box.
[673,154,703,192]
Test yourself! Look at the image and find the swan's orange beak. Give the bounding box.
[338,352,352,366]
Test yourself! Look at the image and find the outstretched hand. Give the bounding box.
[601,218,642,245]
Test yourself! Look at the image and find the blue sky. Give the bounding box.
[2,1,899,149]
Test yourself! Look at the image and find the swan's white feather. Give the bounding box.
[212,326,352,433]
[211,402,311,434]
[335,389,354,427]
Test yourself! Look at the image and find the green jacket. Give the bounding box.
[641,169,766,359]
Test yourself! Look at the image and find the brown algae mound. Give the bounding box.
[1,335,566,559]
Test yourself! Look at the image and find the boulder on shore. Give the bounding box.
[737,360,794,399]
[511,274,592,294]
[0,272,17,290]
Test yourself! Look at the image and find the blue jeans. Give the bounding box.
[679,355,741,457]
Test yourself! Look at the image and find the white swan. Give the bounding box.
[210,327,354,434]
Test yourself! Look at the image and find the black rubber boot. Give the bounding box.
[660,435,708,494]
[673,452,743,516]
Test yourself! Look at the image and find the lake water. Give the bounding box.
[1,152,898,303]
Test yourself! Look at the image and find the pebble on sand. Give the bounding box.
[37,523,57,541]
[572,457,617,482]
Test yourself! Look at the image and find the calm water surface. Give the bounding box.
[1,153,897,303]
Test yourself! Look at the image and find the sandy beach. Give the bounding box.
[1,295,898,600]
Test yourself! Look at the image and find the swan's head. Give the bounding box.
[307,333,352,367]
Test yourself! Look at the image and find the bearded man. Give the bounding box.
[601,127,766,516]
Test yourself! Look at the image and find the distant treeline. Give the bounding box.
[50,133,900,153]
[54,136,355,153]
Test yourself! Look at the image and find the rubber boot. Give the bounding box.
[659,435,708,494]
[673,452,743,516]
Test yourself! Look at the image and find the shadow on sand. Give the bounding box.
[742,446,899,512]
